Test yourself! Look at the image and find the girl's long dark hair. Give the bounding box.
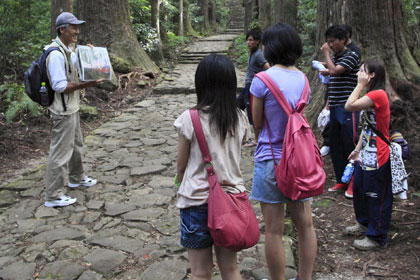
[364,58,386,91]
[194,54,239,142]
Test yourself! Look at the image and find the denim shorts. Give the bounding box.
[180,204,213,249]
[250,159,310,203]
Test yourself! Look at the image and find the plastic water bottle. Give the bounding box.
[39,82,49,106]
[341,160,355,184]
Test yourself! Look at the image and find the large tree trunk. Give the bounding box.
[178,0,184,36]
[307,0,420,173]
[273,0,297,27]
[200,0,211,33]
[50,0,73,38]
[183,0,197,35]
[208,0,217,31]
[150,0,165,65]
[258,0,271,30]
[76,0,158,72]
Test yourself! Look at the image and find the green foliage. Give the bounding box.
[0,0,50,81]
[0,83,41,123]
[167,32,189,49]
[214,0,230,29]
[297,0,317,73]
[249,19,261,31]
[129,0,160,52]
[404,0,420,25]
[188,1,203,32]
[161,0,181,33]
[232,34,249,69]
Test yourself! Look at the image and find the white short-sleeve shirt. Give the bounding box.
[174,109,250,209]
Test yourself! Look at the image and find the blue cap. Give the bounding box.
[56,12,85,28]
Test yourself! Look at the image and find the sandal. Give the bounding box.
[244,140,257,147]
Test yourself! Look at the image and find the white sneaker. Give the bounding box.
[344,223,367,235]
[320,146,330,157]
[353,237,381,251]
[398,191,407,200]
[44,195,77,207]
[68,176,97,188]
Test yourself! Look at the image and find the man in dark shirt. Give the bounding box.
[339,24,362,59]
[321,25,360,198]
[238,28,269,146]
[319,24,362,158]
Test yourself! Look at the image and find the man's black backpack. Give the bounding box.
[24,47,67,111]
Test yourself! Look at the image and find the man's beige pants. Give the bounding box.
[45,112,84,201]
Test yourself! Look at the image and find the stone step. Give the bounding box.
[221,30,243,35]
[183,51,227,55]
[180,52,227,58]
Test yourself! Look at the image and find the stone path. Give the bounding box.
[0,93,297,280]
[154,0,246,96]
[153,33,246,95]
[0,5,298,278]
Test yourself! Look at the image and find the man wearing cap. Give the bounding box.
[44,12,103,208]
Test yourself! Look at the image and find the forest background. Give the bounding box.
[0,0,420,189]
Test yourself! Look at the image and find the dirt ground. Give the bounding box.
[1,72,419,279]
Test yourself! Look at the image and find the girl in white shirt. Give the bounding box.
[174,54,250,280]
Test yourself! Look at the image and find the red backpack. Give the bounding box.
[255,72,325,200]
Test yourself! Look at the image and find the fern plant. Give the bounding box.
[0,83,40,123]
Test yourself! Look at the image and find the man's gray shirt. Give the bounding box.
[246,48,267,83]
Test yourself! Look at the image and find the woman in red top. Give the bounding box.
[344,59,391,250]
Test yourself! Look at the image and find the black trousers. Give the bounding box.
[237,82,253,125]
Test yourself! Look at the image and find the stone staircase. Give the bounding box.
[177,0,245,65]
[178,34,240,65]
[153,0,246,95]
[222,0,244,35]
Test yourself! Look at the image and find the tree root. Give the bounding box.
[362,257,375,277]
[411,250,420,264]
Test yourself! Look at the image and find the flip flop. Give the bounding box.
[244,140,257,147]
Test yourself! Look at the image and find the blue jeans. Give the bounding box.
[353,161,392,245]
[250,160,310,203]
[180,204,213,249]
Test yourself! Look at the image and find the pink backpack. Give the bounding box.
[255,72,325,200]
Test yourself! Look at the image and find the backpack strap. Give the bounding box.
[189,109,212,164]
[254,71,310,165]
[363,111,390,145]
[189,109,219,191]
[255,72,310,115]
[44,47,68,112]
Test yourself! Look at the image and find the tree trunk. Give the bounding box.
[76,0,158,72]
[208,0,217,31]
[183,0,197,36]
[150,0,165,65]
[244,0,255,34]
[160,2,169,45]
[179,0,184,36]
[306,0,420,133]
[200,0,211,33]
[50,0,73,38]
[258,0,271,30]
[273,0,297,27]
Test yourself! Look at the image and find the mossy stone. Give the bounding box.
[79,105,99,120]
[110,55,131,73]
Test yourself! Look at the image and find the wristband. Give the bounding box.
[174,174,181,188]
